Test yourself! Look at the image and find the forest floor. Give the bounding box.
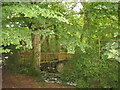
[2,68,75,88]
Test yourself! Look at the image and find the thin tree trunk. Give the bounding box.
[56,42,60,53]
[98,36,101,64]
[55,32,60,52]
[80,34,84,42]
[32,34,41,69]
[55,36,61,60]
[46,37,51,52]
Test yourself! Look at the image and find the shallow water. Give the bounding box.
[41,72,77,86]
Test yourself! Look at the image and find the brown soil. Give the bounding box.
[2,69,75,88]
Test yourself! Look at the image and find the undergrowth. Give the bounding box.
[61,46,118,88]
[5,51,43,82]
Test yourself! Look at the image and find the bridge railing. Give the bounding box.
[18,52,73,63]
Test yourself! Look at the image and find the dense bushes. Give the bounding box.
[61,46,118,88]
[4,52,42,80]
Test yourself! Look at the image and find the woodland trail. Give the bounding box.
[2,69,75,88]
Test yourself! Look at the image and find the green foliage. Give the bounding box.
[5,53,21,73]
[2,2,81,53]
[2,2,119,88]
[80,2,118,45]
[102,33,119,62]
[5,51,42,80]
[61,47,118,88]
[60,2,119,88]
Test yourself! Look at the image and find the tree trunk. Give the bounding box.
[55,36,61,60]
[98,36,101,64]
[55,31,60,53]
[56,42,60,53]
[32,34,41,70]
[46,37,51,52]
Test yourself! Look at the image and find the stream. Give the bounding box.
[41,71,77,86]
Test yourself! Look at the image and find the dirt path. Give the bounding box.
[2,69,75,88]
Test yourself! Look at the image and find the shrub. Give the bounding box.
[5,52,21,73]
[61,46,118,88]
[5,51,42,81]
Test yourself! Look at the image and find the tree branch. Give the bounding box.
[107,15,116,21]
[40,35,46,44]
[33,25,53,31]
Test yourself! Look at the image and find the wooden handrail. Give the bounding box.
[18,53,73,55]
[41,53,72,55]
[18,52,73,63]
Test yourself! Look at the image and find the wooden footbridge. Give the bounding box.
[18,52,73,64]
